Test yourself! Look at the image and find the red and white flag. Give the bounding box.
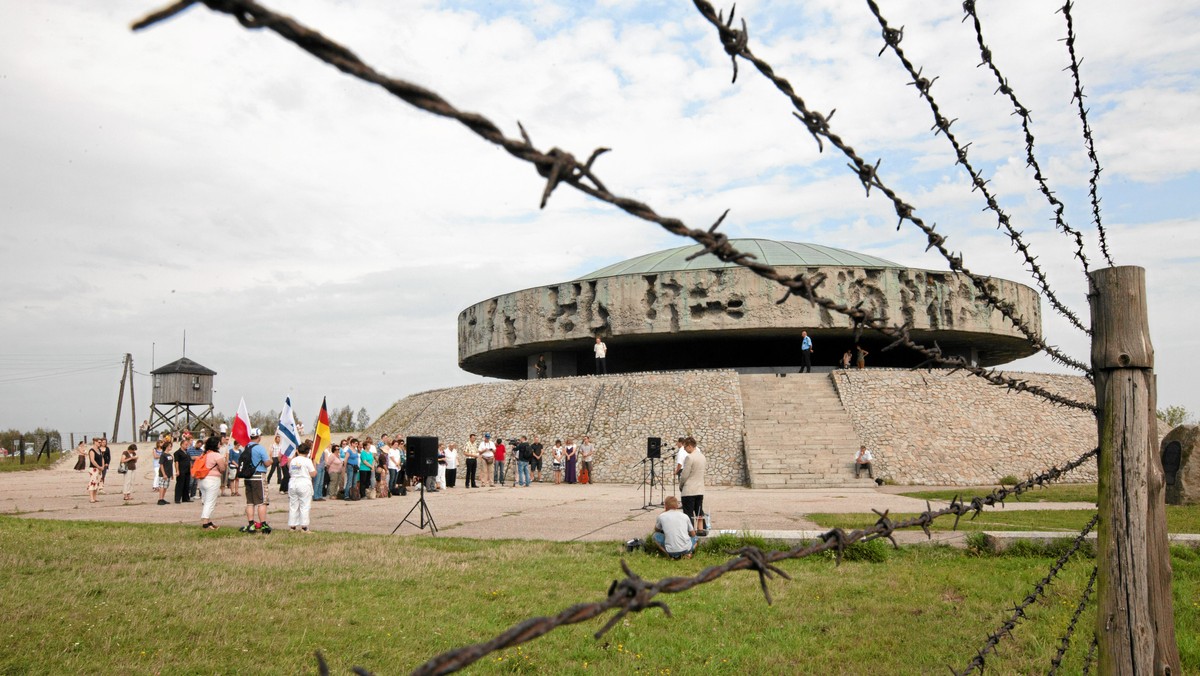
[232,397,251,447]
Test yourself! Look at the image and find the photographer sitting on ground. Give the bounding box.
[652,496,697,560]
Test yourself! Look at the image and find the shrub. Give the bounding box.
[818,536,890,563]
[1002,537,1095,559]
[964,532,993,557]
[998,475,1020,486]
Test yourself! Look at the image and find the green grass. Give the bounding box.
[0,517,1197,674]
[0,452,63,472]
[900,483,1099,504]
[812,505,1200,534]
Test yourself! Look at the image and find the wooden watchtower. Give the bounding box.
[148,357,218,437]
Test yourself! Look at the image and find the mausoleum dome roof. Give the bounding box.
[576,238,902,280]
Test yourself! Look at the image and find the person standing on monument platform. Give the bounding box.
[854,344,869,369]
[594,335,608,374]
[800,330,813,373]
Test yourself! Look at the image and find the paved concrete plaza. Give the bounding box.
[1,455,1097,546]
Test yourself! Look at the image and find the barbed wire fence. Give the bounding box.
[131,0,1179,673]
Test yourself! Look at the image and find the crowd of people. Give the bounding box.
[80,428,628,535]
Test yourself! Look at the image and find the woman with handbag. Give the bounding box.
[197,436,228,530]
[120,444,138,501]
[85,440,103,503]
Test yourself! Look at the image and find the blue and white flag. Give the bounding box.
[278,396,299,459]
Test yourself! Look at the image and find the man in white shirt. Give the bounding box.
[386,441,402,496]
[593,336,608,374]
[673,437,688,477]
[479,434,496,487]
[653,496,697,559]
[444,442,459,488]
[854,445,874,479]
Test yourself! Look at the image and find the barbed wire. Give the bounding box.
[131,0,1097,413]
[1060,1,1115,268]
[696,0,1092,377]
[866,0,1093,343]
[958,513,1098,675]
[1081,632,1099,674]
[404,447,1097,674]
[960,0,1098,289]
[1048,564,1098,675]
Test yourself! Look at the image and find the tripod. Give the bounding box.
[391,478,438,536]
[630,457,665,511]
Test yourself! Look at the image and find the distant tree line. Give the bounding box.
[0,428,63,454]
[203,405,371,435]
[1157,405,1195,428]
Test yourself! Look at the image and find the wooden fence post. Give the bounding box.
[1091,266,1179,674]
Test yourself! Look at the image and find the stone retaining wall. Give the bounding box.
[830,369,1098,485]
[368,370,748,486]
[371,367,1100,487]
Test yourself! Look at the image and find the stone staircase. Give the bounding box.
[739,373,872,488]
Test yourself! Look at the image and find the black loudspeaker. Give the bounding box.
[405,436,439,477]
[647,437,662,459]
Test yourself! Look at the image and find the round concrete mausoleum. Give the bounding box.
[458,239,1040,379]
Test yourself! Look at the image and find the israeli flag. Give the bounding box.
[278,396,300,459]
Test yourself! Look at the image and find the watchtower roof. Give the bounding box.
[150,357,217,376]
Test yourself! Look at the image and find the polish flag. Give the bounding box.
[232,397,251,447]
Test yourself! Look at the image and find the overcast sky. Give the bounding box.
[2,0,1197,440]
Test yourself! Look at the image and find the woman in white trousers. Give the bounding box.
[288,441,318,532]
[198,436,227,530]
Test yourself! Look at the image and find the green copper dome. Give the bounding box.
[576,238,902,280]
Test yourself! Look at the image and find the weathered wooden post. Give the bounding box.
[1091,266,1179,674]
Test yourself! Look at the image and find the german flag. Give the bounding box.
[311,397,332,465]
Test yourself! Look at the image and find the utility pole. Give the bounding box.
[1091,266,1179,674]
[111,353,133,443]
[129,355,137,442]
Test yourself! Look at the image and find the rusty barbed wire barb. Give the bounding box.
[1048,565,1098,675]
[716,6,748,83]
[129,0,196,29]
[733,546,793,604]
[865,0,1094,346]
[958,513,1098,675]
[1060,1,1115,268]
[696,0,1092,373]
[869,508,899,548]
[961,0,1098,293]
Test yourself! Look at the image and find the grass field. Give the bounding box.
[812,504,1200,534]
[900,483,1099,504]
[0,452,63,472]
[1,517,1196,674]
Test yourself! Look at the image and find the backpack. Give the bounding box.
[236,444,259,479]
[191,452,211,480]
